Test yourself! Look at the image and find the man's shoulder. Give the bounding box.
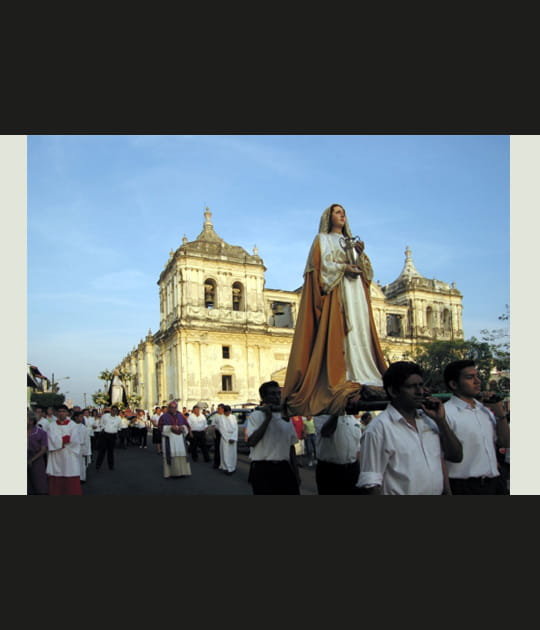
[443,396,468,415]
[363,408,393,433]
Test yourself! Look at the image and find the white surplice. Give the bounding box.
[46,420,82,478]
[161,424,191,478]
[216,413,238,472]
[75,423,92,481]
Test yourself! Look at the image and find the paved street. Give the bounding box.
[81,437,318,495]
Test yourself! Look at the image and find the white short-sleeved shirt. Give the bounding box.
[313,414,362,464]
[101,413,122,434]
[443,395,499,479]
[188,414,207,432]
[357,404,444,495]
[247,409,298,461]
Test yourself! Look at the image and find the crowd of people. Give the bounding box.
[26,400,242,495]
[27,358,510,496]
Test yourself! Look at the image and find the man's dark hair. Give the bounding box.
[382,361,424,398]
[223,404,232,413]
[259,380,280,401]
[444,359,476,391]
[55,404,69,412]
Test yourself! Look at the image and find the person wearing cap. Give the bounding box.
[158,401,192,478]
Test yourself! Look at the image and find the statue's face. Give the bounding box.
[330,205,346,232]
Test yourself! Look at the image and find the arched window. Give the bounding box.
[426,306,434,329]
[386,313,402,337]
[442,308,451,331]
[204,278,217,309]
[232,282,244,312]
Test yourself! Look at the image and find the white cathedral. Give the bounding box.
[116,209,463,410]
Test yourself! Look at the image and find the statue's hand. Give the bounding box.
[354,240,365,255]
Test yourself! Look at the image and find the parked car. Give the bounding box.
[206,407,256,453]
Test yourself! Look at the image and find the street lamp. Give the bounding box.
[50,373,70,393]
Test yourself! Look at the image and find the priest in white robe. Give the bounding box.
[217,405,238,475]
[158,401,192,479]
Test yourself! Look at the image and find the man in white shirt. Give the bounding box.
[117,410,130,449]
[246,381,300,494]
[211,403,225,468]
[150,406,163,455]
[187,405,210,462]
[443,360,510,494]
[95,405,122,471]
[314,411,363,494]
[357,361,462,495]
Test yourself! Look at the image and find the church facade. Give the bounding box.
[117,209,463,411]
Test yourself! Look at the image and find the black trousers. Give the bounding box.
[213,430,221,468]
[96,433,117,469]
[248,460,300,495]
[315,460,361,495]
[191,431,210,462]
[152,428,162,445]
[449,476,504,495]
[118,428,129,448]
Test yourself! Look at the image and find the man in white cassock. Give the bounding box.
[46,404,83,495]
[216,405,238,475]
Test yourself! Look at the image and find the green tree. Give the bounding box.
[411,338,495,393]
[480,305,510,372]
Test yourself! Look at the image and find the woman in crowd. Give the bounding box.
[27,410,48,494]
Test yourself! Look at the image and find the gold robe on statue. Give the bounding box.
[282,214,387,418]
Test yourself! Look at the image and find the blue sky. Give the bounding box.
[26,134,510,408]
